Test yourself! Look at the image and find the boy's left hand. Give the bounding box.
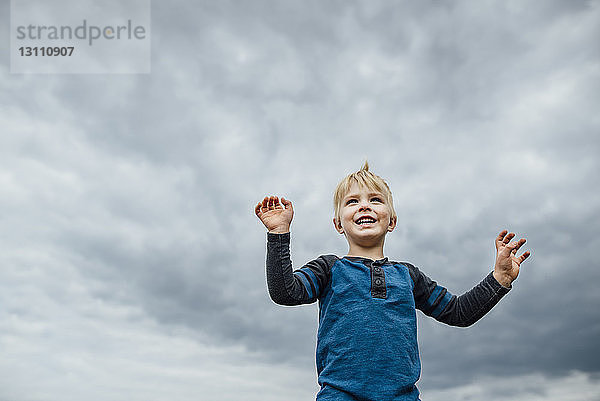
[493,230,531,288]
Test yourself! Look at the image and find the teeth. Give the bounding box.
[356,217,376,224]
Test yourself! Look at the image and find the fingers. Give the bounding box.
[256,196,270,215]
[503,232,516,244]
[505,237,531,268]
[497,230,517,243]
[281,197,293,211]
[255,195,289,214]
[255,196,271,216]
[518,251,531,264]
[510,238,526,253]
[496,230,508,241]
[496,230,530,257]
[265,196,280,210]
[495,230,508,249]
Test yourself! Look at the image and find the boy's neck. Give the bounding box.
[345,244,385,261]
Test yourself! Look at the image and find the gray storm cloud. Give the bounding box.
[1,0,599,400]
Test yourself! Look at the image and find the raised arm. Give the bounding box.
[410,229,531,327]
[256,195,330,306]
[410,265,510,327]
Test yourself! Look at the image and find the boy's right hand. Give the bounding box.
[255,196,294,234]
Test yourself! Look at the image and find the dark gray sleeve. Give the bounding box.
[265,232,332,306]
[407,262,511,327]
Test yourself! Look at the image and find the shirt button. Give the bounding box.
[375,267,381,273]
[375,279,382,285]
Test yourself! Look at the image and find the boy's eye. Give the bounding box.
[371,197,383,202]
[346,199,357,205]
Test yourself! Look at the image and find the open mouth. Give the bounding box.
[355,216,377,225]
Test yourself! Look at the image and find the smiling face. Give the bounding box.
[334,181,397,249]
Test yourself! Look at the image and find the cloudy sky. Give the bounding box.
[1,0,600,400]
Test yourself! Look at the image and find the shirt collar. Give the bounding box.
[343,255,389,265]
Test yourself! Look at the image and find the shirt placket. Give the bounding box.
[370,260,387,299]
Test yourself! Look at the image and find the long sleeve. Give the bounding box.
[265,232,332,306]
[407,262,511,327]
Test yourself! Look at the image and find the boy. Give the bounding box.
[255,162,530,401]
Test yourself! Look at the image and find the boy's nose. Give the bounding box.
[358,203,372,211]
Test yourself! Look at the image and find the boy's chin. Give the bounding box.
[349,233,386,246]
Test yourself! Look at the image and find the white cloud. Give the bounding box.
[421,371,600,401]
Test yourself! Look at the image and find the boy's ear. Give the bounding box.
[333,217,344,234]
[387,216,397,232]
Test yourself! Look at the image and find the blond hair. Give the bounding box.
[333,161,397,224]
